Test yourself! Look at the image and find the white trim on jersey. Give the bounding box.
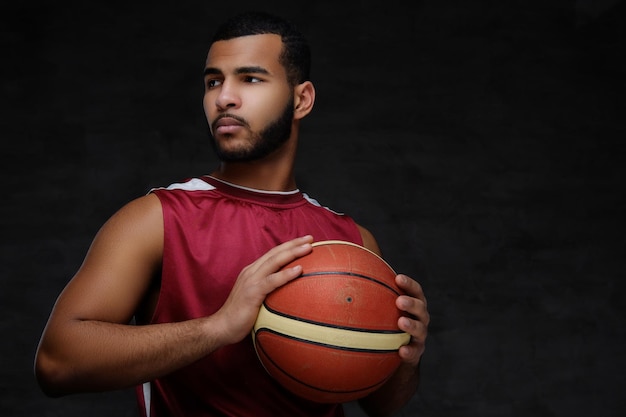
[302,193,344,215]
[206,175,300,196]
[149,177,345,215]
[142,382,151,417]
[150,178,216,193]
[165,178,216,191]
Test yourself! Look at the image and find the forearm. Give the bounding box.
[358,361,421,417]
[35,315,225,397]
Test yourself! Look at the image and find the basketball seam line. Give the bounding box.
[297,271,401,295]
[256,342,392,395]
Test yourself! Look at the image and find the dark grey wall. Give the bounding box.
[1,1,624,416]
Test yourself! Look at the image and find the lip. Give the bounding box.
[215,117,243,128]
[214,117,245,135]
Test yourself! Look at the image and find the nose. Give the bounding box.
[214,80,241,111]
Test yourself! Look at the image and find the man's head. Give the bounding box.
[203,12,315,164]
[210,11,311,87]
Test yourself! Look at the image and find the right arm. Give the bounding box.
[34,193,313,396]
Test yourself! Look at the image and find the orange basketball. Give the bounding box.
[252,240,410,403]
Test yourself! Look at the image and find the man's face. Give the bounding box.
[202,34,295,162]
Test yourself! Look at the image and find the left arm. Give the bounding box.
[356,225,429,416]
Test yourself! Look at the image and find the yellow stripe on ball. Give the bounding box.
[254,304,410,351]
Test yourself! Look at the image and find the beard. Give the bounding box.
[210,99,294,162]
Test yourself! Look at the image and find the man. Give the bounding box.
[35,11,429,417]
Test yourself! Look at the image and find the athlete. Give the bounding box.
[34,11,429,417]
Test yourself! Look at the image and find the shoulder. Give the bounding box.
[356,224,382,256]
[95,194,164,256]
[107,193,162,226]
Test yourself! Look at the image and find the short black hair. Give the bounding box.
[210,11,311,85]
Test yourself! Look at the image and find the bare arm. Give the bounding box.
[34,194,314,397]
[356,225,430,417]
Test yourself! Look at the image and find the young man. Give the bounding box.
[35,11,429,417]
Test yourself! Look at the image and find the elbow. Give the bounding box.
[34,348,73,398]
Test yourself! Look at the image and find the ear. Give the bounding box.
[293,81,315,120]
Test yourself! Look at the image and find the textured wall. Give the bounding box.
[1,1,625,416]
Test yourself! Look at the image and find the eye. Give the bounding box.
[205,78,222,89]
[244,76,263,83]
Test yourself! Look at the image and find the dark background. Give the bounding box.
[1,0,625,416]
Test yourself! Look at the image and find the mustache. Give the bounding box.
[212,114,249,131]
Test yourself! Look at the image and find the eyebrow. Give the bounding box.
[203,66,270,77]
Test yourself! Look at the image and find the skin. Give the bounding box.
[34,34,429,417]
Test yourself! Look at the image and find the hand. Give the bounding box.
[214,235,314,345]
[395,274,429,366]
[357,275,428,414]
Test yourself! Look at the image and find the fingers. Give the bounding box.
[396,274,426,304]
[395,274,429,365]
[247,235,313,290]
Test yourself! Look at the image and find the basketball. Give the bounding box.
[252,240,410,403]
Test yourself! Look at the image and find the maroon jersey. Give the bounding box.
[136,176,362,417]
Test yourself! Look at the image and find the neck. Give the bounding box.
[210,163,297,192]
[211,129,300,192]
[210,143,298,191]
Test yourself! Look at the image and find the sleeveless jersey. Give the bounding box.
[135,176,362,417]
